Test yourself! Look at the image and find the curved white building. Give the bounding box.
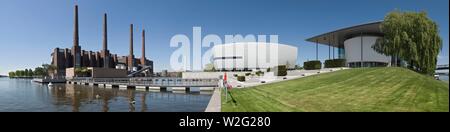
[212,42,298,71]
[344,36,391,67]
[306,21,398,67]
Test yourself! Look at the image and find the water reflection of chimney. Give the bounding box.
[141,92,147,112]
[102,96,109,112]
[128,90,136,112]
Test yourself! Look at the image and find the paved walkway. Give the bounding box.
[227,68,349,88]
[205,88,221,112]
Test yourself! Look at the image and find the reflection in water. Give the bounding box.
[128,89,135,112]
[141,92,147,112]
[0,78,212,112]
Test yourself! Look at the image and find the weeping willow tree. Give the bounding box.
[373,10,443,75]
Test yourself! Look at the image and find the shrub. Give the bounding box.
[233,74,238,77]
[237,76,245,82]
[324,59,346,68]
[273,65,287,76]
[176,72,182,77]
[255,71,264,76]
[75,67,92,77]
[304,61,322,70]
[245,73,251,76]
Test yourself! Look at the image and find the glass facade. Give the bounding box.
[338,45,345,59]
[348,62,388,68]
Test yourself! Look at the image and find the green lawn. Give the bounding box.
[222,67,449,112]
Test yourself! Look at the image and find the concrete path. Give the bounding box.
[228,68,349,88]
[205,88,221,112]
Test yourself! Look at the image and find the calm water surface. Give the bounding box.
[439,74,449,83]
[0,78,212,112]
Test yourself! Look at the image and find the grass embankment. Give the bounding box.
[222,67,449,112]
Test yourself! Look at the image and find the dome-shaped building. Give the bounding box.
[212,42,298,71]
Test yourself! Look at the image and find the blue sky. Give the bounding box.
[0,0,448,75]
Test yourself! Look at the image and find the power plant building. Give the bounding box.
[51,5,153,77]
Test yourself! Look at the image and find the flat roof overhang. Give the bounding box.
[306,21,383,47]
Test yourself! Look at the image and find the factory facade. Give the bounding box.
[51,5,153,77]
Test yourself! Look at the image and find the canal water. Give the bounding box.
[0,78,212,112]
[439,74,449,83]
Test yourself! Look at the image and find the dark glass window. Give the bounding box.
[213,56,243,60]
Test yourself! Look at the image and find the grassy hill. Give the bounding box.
[222,67,449,112]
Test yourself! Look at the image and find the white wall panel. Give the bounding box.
[213,42,297,70]
[344,36,391,64]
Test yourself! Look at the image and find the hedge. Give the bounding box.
[237,76,245,82]
[255,71,264,76]
[304,61,322,70]
[245,73,251,76]
[273,65,287,76]
[324,59,346,68]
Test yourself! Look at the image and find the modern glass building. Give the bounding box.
[306,21,403,68]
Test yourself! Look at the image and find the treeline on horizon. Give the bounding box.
[8,64,56,78]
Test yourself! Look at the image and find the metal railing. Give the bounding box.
[70,77,219,87]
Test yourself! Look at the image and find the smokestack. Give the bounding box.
[74,5,79,47]
[130,24,134,58]
[102,13,110,68]
[103,13,107,51]
[141,30,146,66]
[72,4,81,68]
[128,24,134,70]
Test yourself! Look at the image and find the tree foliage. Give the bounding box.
[34,67,46,77]
[8,64,57,78]
[75,67,92,77]
[8,72,16,77]
[203,63,216,72]
[373,10,442,75]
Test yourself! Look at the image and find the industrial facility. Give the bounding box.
[51,5,153,78]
